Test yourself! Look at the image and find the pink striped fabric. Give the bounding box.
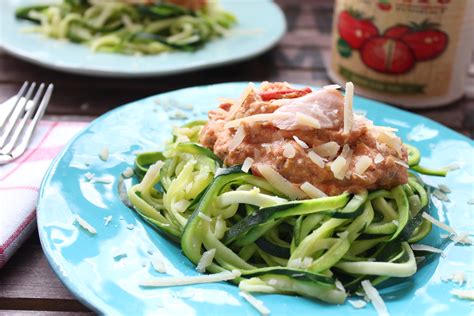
[0,120,87,268]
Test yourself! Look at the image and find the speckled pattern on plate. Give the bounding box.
[37,83,474,315]
[0,0,286,77]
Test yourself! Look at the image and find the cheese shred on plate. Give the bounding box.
[75,215,97,234]
[239,291,271,315]
[300,181,327,198]
[361,280,389,316]
[241,157,254,173]
[421,212,457,235]
[229,125,246,151]
[139,269,241,287]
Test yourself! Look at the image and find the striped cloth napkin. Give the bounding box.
[0,119,87,268]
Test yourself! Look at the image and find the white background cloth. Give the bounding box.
[0,120,87,268]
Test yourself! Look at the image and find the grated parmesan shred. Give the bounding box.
[361,280,389,316]
[313,141,340,159]
[411,244,445,257]
[450,289,474,300]
[229,125,246,151]
[99,146,109,161]
[227,83,254,118]
[150,256,166,273]
[348,299,367,309]
[343,82,354,134]
[442,271,466,285]
[196,248,216,273]
[140,269,241,287]
[75,215,97,234]
[283,143,296,158]
[241,157,254,173]
[295,112,321,129]
[300,182,327,198]
[308,151,325,168]
[421,212,457,235]
[355,155,372,175]
[433,189,450,202]
[293,136,309,149]
[374,153,384,164]
[256,164,306,199]
[239,291,271,316]
[224,113,293,129]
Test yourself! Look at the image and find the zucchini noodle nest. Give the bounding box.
[125,120,446,304]
[16,0,236,54]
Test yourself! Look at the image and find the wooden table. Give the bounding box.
[0,0,472,314]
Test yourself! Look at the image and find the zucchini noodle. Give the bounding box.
[125,120,447,305]
[16,0,236,55]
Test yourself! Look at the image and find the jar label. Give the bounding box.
[331,0,468,97]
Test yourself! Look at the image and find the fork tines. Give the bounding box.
[0,82,54,163]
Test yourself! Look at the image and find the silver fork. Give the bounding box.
[0,82,54,165]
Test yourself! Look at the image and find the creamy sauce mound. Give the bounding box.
[200,82,408,196]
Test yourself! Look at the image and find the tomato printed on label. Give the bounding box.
[360,37,415,74]
[384,25,411,38]
[338,10,379,49]
[402,29,448,61]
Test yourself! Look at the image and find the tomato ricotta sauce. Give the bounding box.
[200,82,408,196]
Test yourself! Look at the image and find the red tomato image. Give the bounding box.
[360,37,415,74]
[338,10,379,49]
[384,21,449,61]
[401,29,448,61]
[384,25,410,39]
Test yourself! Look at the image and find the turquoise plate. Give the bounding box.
[0,0,285,77]
[37,83,474,315]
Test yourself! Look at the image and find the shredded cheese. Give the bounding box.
[295,112,321,129]
[140,269,241,287]
[438,184,451,193]
[355,155,372,175]
[433,189,450,202]
[348,299,367,309]
[227,83,254,118]
[422,212,457,235]
[256,164,306,199]
[239,291,270,316]
[313,141,340,159]
[292,136,309,149]
[450,289,474,300]
[374,153,384,164]
[99,146,109,161]
[283,143,296,158]
[411,244,445,257]
[442,271,466,285]
[394,158,409,169]
[150,256,166,273]
[330,156,347,180]
[122,167,134,178]
[300,182,327,198]
[174,200,191,213]
[361,280,389,316]
[104,215,112,226]
[343,82,354,134]
[241,157,254,173]
[308,151,325,168]
[196,248,216,273]
[75,215,97,234]
[229,125,246,151]
[224,113,293,129]
[451,232,473,245]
